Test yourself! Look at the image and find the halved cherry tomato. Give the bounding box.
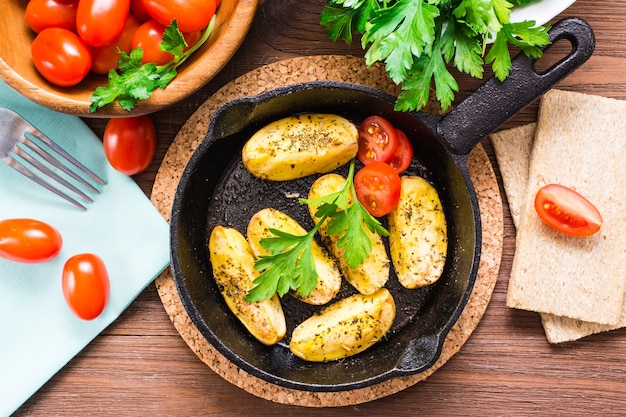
[90,13,142,75]
[357,116,398,166]
[143,0,216,33]
[534,184,603,237]
[386,128,414,174]
[31,28,92,87]
[103,116,157,175]
[354,162,402,217]
[62,253,110,320]
[24,0,79,34]
[0,218,62,263]
[76,0,130,47]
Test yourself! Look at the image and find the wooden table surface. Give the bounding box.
[14,0,626,415]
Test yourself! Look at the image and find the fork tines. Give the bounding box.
[1,110,106,210]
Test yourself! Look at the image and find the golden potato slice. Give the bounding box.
[290,288,396,362]
[208,226,286,345]
[242,113,358,181]
[247,208,342,305]
[388,176,447,289]
[307,173,389,295]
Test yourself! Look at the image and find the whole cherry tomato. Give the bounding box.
[130,0,152,22]
[90,13,142,75]
[534,184,603,237]
[357,116,398,166]
[132,20,202,65]
[0,218,62,263]
[131,19,173,65]
[24,0,79,33]
[76,0,130,47]
[62,253,110,320]
[386,128,414,174]
[354,162,402,217]
[143,0,216,33]
[31,28,92,87]
[103,116,157,175]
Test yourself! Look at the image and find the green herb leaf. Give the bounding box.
[89,16,216,112]
[246,159,389,301]
[321,0,551,112]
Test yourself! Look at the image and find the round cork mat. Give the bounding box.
[150,55,504,407]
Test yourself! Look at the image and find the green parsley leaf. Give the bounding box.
[321,0,551,112]
[89,17,216,112]
[245,159,389,302]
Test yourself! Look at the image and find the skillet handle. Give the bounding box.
[436,17,595,156]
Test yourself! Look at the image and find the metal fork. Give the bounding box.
[0,107,106,210]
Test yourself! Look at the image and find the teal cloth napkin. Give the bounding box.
[0,81,170,416]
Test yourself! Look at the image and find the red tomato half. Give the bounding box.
[534,184,603,237]
[31,28,92,87]
[24,0,79,33]
[103,116,157,175]
[386,128,414,174]
[62,253,110,320]
[354,162,402,217]
[90,13,142,75]
[0,218,62,263]
[76,0,130,47]
[143,0,216,32]
[357,116,398,166]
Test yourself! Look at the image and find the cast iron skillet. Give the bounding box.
[170,18,594,392]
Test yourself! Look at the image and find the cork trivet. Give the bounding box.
[150,55,503,406]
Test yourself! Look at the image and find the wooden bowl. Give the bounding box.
[0,0,258,118]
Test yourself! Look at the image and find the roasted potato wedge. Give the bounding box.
[308,173,390,295]
[388,176,447,289]
[208,226,286,345]
[247,208,342,305]
[290,288,396,362]
[242,113,358,181]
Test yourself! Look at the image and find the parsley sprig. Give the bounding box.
[245,160,388,302]
[320,0,551,112]
[89,16,216,112]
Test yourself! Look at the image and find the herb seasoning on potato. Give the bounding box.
[242,113,358,181]
[208,226,287,345]
[388,176,447,289]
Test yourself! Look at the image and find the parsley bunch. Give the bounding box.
[89,17,216,112]
[245,160,388,302]
[320,0,550,112]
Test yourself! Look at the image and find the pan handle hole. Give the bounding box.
[533,38,574,75]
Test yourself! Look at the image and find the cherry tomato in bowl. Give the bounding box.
[357,116,398,165]
[31,27,92,87]
[143,0,216,33]
[103,115,157,175]
[0,218,63,263]
[534,183,603,237]
[354,162,402,217]
[24,0,79,34]
[62,253,110,320]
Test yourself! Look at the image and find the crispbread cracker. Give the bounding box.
[490,121,626,343]
[504,89,626,326]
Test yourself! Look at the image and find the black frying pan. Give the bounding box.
[170,18,595,392]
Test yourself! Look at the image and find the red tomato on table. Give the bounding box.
[24,0,79,33]
[31,28,92,87]
[0,218,62,263]
[143,0,216,32]
[76,0,130,47]
[354,162,402,217]
[534,184,603,237]
[357,116,398,165]
[103,116,157,175]
[62,254,110,320]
